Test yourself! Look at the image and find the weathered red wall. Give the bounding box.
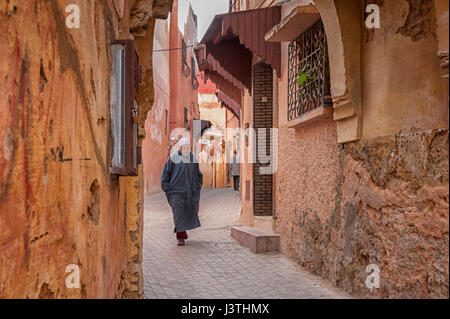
[0,0,173,298]
[0,0,126,298]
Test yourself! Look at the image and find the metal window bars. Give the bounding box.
[287,20,332,121]
[191,56,199,90]
[182,39,191,77]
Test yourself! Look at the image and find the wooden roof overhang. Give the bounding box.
[197,6,282,87]
[217,91,240,119]
[196,45,243,118]
[205,69,242,119]
[196,49,242,119]
[204,69,241,100]
[221,6,281,76]
[196,40,251,91]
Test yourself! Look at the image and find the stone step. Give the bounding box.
[231,226,280,253]
[253,215,274,233]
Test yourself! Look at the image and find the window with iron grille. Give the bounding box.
[181,39,191,78]
[191,56,199,90]
[287,20,332,121]
[182,39,187,64]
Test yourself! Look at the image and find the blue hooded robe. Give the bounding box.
[160,151,203,233]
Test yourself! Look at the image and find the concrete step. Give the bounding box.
[253,215,274,233]
[231,226,280,253]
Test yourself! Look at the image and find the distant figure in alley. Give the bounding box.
[231,150,240,191]
[161,137,203,246]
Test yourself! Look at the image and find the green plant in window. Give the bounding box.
[314,39,319,50]
[296,65,318,99]
[296,66,315,87]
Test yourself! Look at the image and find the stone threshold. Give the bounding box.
[231,226,280,253]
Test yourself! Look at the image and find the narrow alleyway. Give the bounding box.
[143,188,349,299]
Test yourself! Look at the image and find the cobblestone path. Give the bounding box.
[143,188,349,299]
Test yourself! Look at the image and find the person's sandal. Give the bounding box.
[177,239,185,246]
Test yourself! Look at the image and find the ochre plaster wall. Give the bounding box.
[0,0,125,298]
[361,0,449,138]
[0,0,172,299]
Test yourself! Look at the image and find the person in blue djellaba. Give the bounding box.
[161,137,203,246]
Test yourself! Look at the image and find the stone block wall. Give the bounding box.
[336,129,449,298]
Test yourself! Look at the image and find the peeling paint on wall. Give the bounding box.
[397,0,437,41]
[87,179,100,226]
[3,128,13,161]
[275,126,449,298]
[149,98,164,144]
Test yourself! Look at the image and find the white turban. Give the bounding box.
[179,137,190,146]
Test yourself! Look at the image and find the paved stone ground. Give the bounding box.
[143,187,349,299]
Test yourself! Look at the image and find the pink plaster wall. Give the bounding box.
[143,19,170,195]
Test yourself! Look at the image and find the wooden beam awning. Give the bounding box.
[205,70,242,106]
[217,91,240,119]
[199,6,281,78]
[195,6,282,119]
[264,5,320,43]
[196,40,251,91]
[204,69,242,119]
